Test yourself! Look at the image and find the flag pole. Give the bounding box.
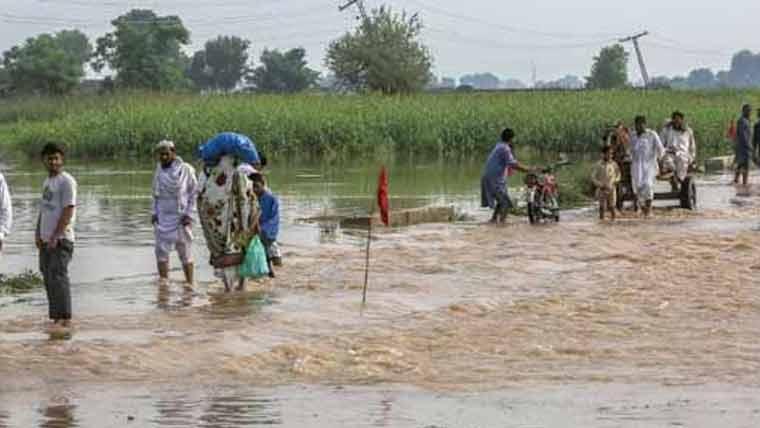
[362,211,372,306]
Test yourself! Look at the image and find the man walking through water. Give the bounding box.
[36,143,77,329]
[152,140,198,286]
[481,128,533,224]
[0,166,11,256]
[630,115,665,218]
[735,104,752,186]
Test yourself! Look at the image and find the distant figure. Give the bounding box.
[0,168,11,255]
[735,104,752,186]
[630,115,665,218]
[591,145,621,221]
[480,128,533,224]
[36,143,77,329]
[660,111,696,190]
[251,173,281,277]
[753,109,760,167]
[151,140,198,286]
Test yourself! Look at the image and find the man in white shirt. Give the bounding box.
[630,115,665,218]
[660,111,696,190]
[0,170,11,253]
[36,143,77,328]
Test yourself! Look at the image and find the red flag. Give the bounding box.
[727,120,737,141]
[377,166,390,226]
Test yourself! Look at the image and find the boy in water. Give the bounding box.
[251,173,281,277]
[591,145,621,221]
[36,143,77,328]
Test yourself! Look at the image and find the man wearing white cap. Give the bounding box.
[152,140,198,286]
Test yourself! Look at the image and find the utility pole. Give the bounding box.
[339,0,367,20]
[619,31,650,88]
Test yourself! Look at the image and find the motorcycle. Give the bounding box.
[524,162,567,224]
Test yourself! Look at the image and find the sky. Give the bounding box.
[0,0,755,84]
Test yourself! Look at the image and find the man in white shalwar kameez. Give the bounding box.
[660,111,696,188]
[152,140,198,285]
[630,115,665,217]
[0,169,12,255]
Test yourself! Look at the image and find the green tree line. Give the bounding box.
[0,6,433,96]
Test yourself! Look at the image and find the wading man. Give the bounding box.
[251,172,281,277]
[735,104,752,186]
[630,116,665,218]
[0,166,11,256]
[36,143,77,328]
[480,128,533,224]
[152,140,198,286]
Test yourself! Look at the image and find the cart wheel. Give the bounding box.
[527,203,537,224]
[680,177,697,210]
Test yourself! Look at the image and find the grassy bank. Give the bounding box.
[0,270,43,295]
[0,90,748,160]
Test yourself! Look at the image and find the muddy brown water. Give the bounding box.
[2,160,760,427]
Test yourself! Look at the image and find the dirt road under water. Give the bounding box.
[2,173,760,426]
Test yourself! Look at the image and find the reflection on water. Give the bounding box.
[3,383,760,427]
[198,395,281,427]
[39,404,78,428]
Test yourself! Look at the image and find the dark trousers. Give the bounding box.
[39,239,74,320]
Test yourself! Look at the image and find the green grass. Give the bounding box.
[0,270,43,295]
[0,89,749,161]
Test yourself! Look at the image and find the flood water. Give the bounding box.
[2,158,760,427]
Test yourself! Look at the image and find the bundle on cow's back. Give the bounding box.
[198,132,260,167]
[197,132,261,291]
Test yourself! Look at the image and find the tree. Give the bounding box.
[188,36,250,91]
[502,78,527,90]
[2,30,91,95]
[648,76,672,89]
[249,48,319,93]
[56,30,92,64]
[460,72,500,90]
[0,66,11,96]
[586,44,629,89]
[719,50,760,88]
[92,9,190,90]
[326,6,432,93]
[535,75,583,90]
[440,77,457,89]
[686,68,717,89]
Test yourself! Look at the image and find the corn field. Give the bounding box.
[0,89,752,160]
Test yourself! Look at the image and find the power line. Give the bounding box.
[406,0,620,41]
[424,26,616,51]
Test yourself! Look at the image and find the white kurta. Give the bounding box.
[630,129,665,201]
[0,173,11,242]
[152,158,198,256]
[660,125,696,181]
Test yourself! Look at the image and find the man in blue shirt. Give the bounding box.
[251,173,281,278]
[480,128,533,223]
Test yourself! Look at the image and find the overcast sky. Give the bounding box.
[0,0,754,83]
